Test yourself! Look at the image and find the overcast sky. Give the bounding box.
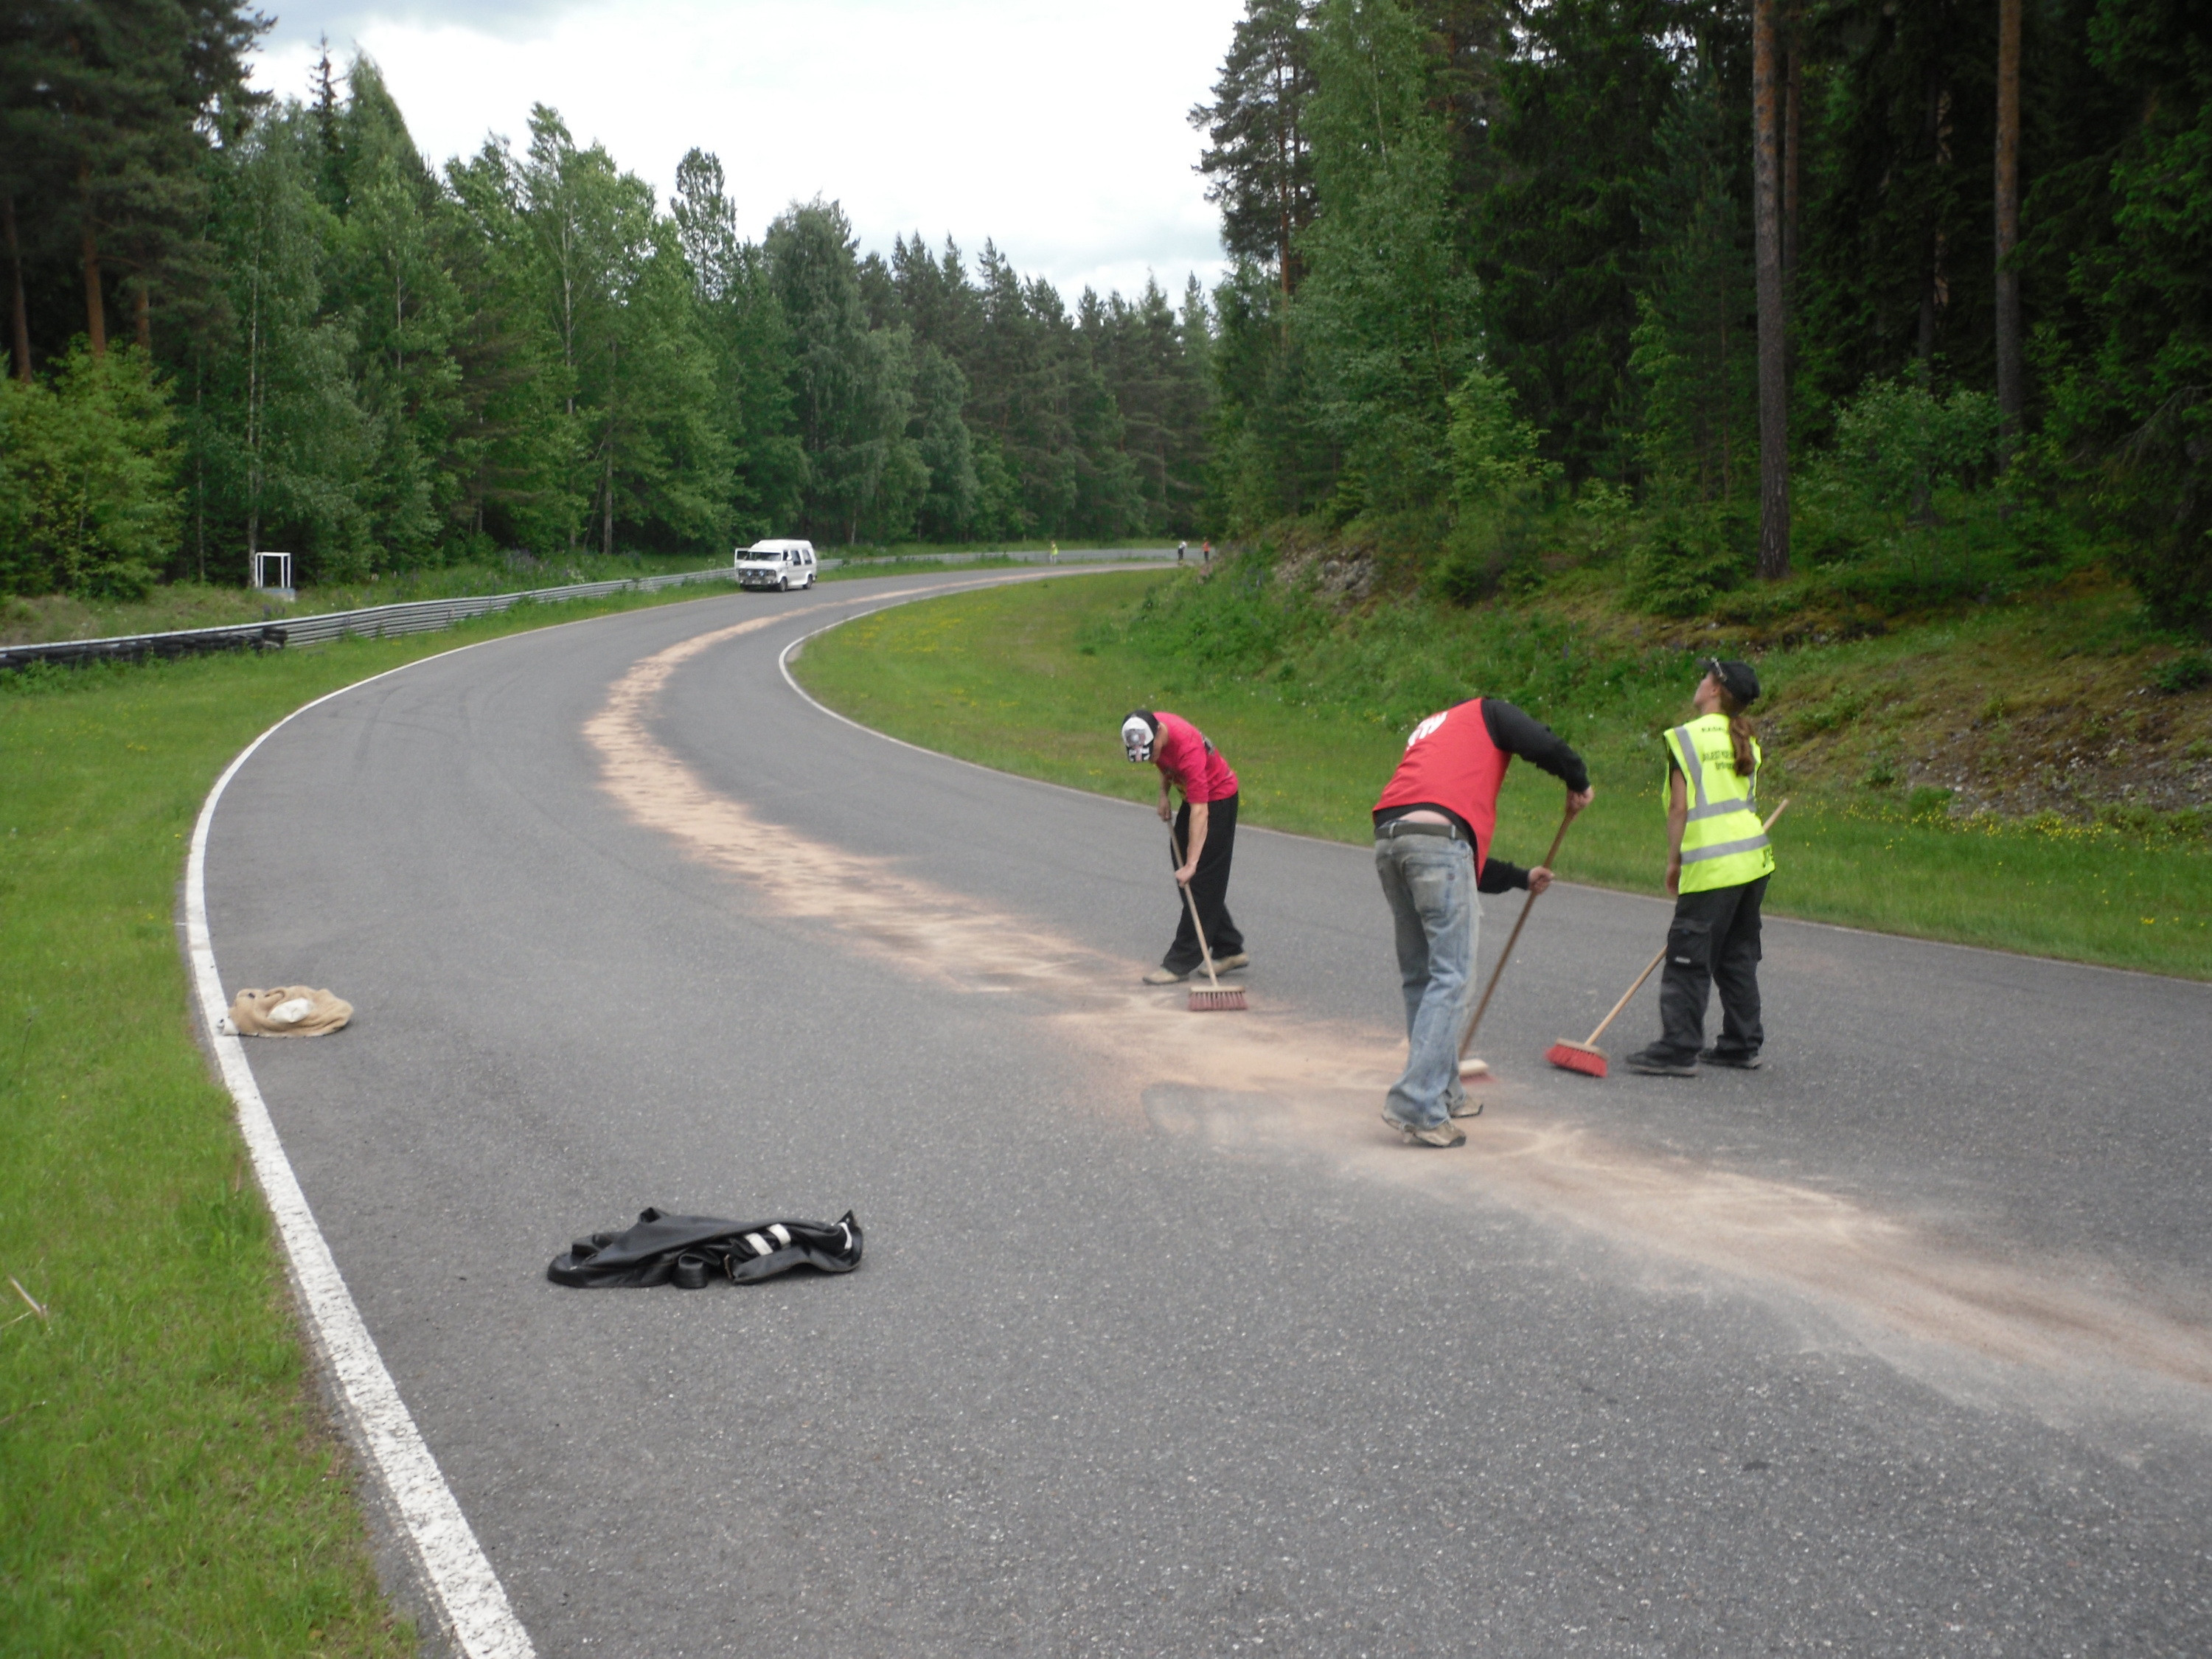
[250,0,1245,305]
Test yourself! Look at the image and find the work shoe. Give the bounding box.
[1382,1109,1467,1148]
[1211,953,1251,972]
[1625,1046,1698,1077]
[1698,1046,1763,1069]
[1143,965,1192,985]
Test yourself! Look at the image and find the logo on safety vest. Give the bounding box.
[1407,712,1447,747]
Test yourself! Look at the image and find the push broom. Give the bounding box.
[1449,805,1578,1113]
[1544,798,1791,1079]
[1169,827,1246,1012]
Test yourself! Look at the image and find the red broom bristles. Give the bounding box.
[1544,1039,1608,1078]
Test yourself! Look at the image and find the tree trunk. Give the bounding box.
[134,280,150,352]
[195,369,206,582]
[1994,0,2025,466]
[80,192,107,357]
[1916,77,1952,381]
[1752,0,1791,580]
[1783,15,1802,291]
[2,194,30,383]
[246,235,262,560]
[602,445,613,557]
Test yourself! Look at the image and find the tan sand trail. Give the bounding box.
[585,615,2212,1417]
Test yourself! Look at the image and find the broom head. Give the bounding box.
[1188,984,1248,1012]
[1458,1057,1492,1082]
[1545,1039,1607,1079]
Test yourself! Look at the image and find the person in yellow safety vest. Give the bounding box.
[1626,658,1776,1076]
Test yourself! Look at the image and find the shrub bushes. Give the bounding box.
[0,346,181,600]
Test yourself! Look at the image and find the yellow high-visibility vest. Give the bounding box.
[1664,713,1775,893]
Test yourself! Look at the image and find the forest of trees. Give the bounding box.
[0,1,1212,597]
[1191,0,2210,630]
[1,0,2205,631]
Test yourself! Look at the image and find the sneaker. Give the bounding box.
[1382,1109,1467,1148]
[1211,953,1251,972]
[1698,1047,1763,1069]
[1143,965,1192,985]
[1625,1046,1698,1077]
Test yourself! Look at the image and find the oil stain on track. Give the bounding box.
[586,609,2212,1442]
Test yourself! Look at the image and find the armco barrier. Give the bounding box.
[0,564,740,673]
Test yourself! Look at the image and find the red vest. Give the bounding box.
[1373,699,1512,872]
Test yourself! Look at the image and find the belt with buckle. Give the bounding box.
[1376,818,1459,841]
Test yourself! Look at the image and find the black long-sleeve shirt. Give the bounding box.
[1478,855,1537,894]
[1477,699,1590,792]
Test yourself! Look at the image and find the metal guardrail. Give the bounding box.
[0,564,741,673]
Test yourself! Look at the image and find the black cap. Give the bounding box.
[1705,658,1761,706]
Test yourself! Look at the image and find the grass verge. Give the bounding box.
[0,580,761,1652]
[791,571,2211,979]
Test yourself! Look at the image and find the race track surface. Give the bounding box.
[203,567,2212,1657]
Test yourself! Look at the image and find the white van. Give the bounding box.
[734,538,818,591]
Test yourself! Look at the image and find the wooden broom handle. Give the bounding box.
[1169,827,1224,991]
[1585,797,1792,1046]
[1583,948,1667,1045]
[1458,807,1576,1060]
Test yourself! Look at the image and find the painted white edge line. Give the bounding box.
[777,579,2211,990]
[778,565,1180,819]
[185,647,537,1659]
[170,568,1114,1658]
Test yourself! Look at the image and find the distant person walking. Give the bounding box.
[1373,699,1591,1146]
[1122,711,1248,984]
[1201,539,1212,563]
[1178,540,1188,563]
[1626,658,1775,1076]
[1049,540,1059,563]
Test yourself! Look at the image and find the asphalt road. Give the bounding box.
[203,566,2212,1658]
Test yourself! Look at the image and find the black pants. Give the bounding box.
[1165,793,1244,971]
[1654,874,1768,1060]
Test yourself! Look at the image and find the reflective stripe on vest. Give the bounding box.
[1666,715,1773,891]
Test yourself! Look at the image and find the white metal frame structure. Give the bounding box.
[251,550,295,597]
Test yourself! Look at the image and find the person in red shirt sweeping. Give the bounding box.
[1372,698,1592,1146]
[1122,710,1250,984]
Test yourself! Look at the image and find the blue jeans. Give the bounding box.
[1374,834,1481,1130]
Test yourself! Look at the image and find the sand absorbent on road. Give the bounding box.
[585,610,2212,1442]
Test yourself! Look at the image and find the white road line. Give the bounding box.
[776,566,1173,816]
[185,654,535,1659]
[173,570,1093,1658]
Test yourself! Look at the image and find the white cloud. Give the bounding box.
[252,0,1242,304]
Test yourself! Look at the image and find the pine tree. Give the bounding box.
[1296,0,1480,508]
[1191,0,1318,298]
[1630,55,1756,505]
[766,198,922,543]
[672,149,805,538]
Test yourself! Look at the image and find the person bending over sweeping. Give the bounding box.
[1625,658,1775,1077]
[1374,698,1592,1147]
[1122,711,1249,984]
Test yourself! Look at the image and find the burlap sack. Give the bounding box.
[220,986,353,1037]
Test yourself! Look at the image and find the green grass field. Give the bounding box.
[0,581,769,1655]
[792,571,2211,978]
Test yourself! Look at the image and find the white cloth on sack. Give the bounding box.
[219,986,353,1037]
